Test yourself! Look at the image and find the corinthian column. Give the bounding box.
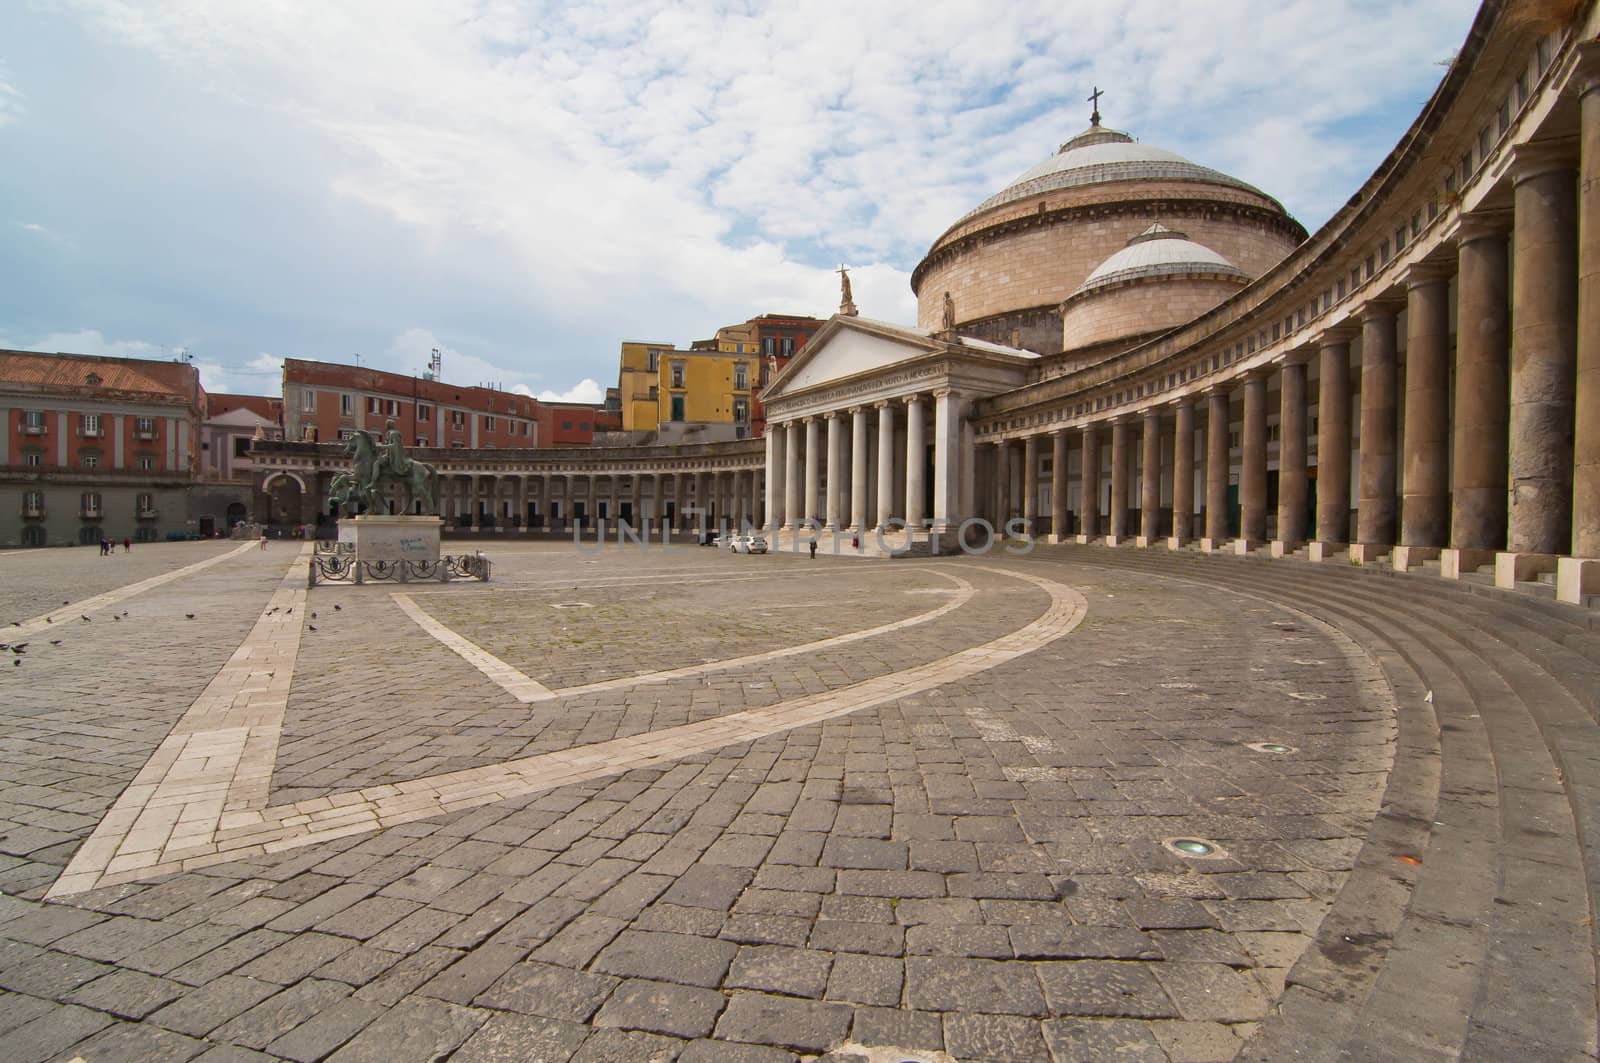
[1239,373,1267,550]
[825,412,844,531]
[905,395,927,529]
[876,402,896,530]
[1051,429,1069,543]
[1080,424,1100,539]
[784,420,801,532]
[1022,434,1038,537]
[1140,408,1161,545]
[1109,418,1130,543]
[850,406,869,533]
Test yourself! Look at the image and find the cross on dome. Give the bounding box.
[1087,85,1104,127]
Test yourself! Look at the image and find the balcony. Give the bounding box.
[81,427,103,439]
[137,507,159,520]
[21,504,44,519]
[21,424,46,436]
[134,429,157,441]
[81,507,102,519]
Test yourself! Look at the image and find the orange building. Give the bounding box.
[281,359,542,449]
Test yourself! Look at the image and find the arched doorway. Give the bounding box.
[264,472,306,527]
[226,502,247,528]
[21,525,45,548]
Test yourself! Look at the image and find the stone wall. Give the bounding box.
[1062,275,1250,351]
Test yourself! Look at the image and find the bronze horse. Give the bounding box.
[330,430,439,515]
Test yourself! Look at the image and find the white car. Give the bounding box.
[740,534,768,554]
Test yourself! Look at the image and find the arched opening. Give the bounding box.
[226,502,247,528]
[21,525,45,548]
[267,475,304,527]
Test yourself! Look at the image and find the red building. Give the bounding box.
[746,314,823,432]
[282,359,547,448]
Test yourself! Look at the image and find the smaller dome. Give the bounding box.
[1073,223,1250,297]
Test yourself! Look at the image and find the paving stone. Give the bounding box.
[450,1012,591,1063]
[4,1002,114,1063]
[315,896,422,940]
[807,920,903,956]
[1009,925,1161,960]
[0,990,54,1035]
[64,966,186,1018]
[592,930,736,988]
[850,1004,945,1052]
[418,942,528,1004]
[677,1037,798,1062]
[63,1019,210,1062]
[475,960,619,1022]
[824,953,903,1006]
[1036,959,1180,1018]
[1149,960,1272,1021]
[1150,1019,1246,1062]
[1041,1017,1168,1062]
[352,944,462,1005]
[325,996,486,1062]
[821,838,908,870]
[0,948,111,996]
[169,929,290,985]
[148,974,284,1037]
[943,1013,1050,1062]
[726,945,833,998]
[593,977,726,1038]
[715,991,853,1054]
[265,997,387,1063]
[905,956,1047,1016]
[657,866,753,911]
[569,1027,683,1062]
[190,1046,281,1063]
[719,913,813,948]
[236,931,355,984]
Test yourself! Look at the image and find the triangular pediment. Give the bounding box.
[764,317,941,400]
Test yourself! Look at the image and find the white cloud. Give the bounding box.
[0,63,24,128]
[536,379,604,404]
[48,0,1471,351]
[18,222,48,234]
[28,328,162,359]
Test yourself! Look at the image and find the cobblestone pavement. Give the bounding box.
[0,540,1405,1061]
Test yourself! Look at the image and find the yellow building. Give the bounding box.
[657,347,756,437]
[617,341,673,433]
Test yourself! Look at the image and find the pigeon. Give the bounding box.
[81,615,91,622]
[333,604,341,611]
[285,608,292,615]
[310,612,317,619]
[121,611,128,618]
[49,640,61,646]
[11,644,27,653]
[185,613,195,620]
[112,615,120,622]
[0,644,7,651]
[61,601,67,606]
[44,617,51,624]
[11,660,17,667]
[10,621,18,627]
[308,624,317,631]
[267,607,278,615]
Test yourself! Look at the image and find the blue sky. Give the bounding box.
[0,1,1476,399]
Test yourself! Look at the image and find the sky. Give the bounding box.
[0,0,1477,400]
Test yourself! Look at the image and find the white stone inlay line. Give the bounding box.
[11,541,260,639]
[47,544,313,899]
[49,564,1084,896]
[391,593,557,703]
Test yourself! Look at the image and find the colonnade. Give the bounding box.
[975,116,1597,602]
[765,390,970,535]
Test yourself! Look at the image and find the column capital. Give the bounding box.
[1141,405,1163,423]
[874,399,894,410]
[902,393,925,407]
[1317,329,1357,351]
[1447,209,1511,245]
[1566,40,1600,98]
[1399,260,1454,290]
[1357,299,1405,324]
[1509,138,1578,184]
[847,405,865,416]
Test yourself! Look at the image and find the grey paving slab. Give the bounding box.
[0,541,1588,1060]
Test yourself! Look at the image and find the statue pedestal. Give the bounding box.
[338,515,443,562]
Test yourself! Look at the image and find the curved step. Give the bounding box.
[1017,547,1600,1060]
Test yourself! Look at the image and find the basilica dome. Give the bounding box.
[1061,222,1253,351]
[911,116,1306,355]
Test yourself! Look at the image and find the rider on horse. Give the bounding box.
[367,420,413,493]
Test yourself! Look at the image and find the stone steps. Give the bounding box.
[1022,545,1600,1061]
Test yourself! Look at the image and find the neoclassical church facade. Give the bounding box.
[252,0,1600,605]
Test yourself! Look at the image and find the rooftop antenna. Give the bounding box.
[429,346,442,380]
[354,352,362,369]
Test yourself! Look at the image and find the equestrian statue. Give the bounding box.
[327,421,439,516]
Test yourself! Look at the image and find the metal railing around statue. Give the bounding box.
[308,544,490,586]
[306,427,490,587]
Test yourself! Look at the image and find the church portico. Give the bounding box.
[759,315,1037,550]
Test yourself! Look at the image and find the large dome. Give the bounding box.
[959,126,1273,225]
[911,114,1305,355]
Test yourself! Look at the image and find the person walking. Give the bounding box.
[123,537,131,553]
